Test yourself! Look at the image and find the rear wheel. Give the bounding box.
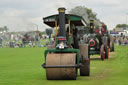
[80,60,90,76]
[79,44,90,76]
[100,45,105,60]
[104,45,109,59]
[103,36,109,59]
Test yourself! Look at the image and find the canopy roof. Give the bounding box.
[43,14,87,27]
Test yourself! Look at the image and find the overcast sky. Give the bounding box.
[0,0,128,32]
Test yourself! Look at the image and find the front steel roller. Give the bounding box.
[46,53,77,80]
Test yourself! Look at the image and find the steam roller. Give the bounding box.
[42,7,90,80]
[80,19,110,60]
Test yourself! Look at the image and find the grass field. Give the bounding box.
[0,45,128,85]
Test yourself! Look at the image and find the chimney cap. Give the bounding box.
[58,7,66,12]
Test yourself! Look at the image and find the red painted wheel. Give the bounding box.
[104,45,109,59]
[103,36,109,59]
[100,45,105,60]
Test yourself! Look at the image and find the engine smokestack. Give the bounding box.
[58,7,66,37]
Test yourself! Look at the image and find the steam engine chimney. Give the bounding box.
[58,7,66,37]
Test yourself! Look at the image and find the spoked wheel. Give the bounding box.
[103,36,109,59]
[100,45,105,60]
[46,53,77,80]
[104,45,109,59]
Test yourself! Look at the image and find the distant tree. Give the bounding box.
[116,24,128,28]
[3,26,9,32]
[69,6,101,26]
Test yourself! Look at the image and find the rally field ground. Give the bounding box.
[0,45,128,85]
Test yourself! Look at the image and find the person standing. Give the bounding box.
[0,37,2,47]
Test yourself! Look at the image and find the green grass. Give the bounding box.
[0,45,128,85]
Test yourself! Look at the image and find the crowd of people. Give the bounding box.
[114,33,128,45]
[0,32,50,48]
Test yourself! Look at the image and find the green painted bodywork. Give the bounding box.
[43,14,87,27]
[44,14,82,22]
[44,48,79,64]
[67,15,81,21]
